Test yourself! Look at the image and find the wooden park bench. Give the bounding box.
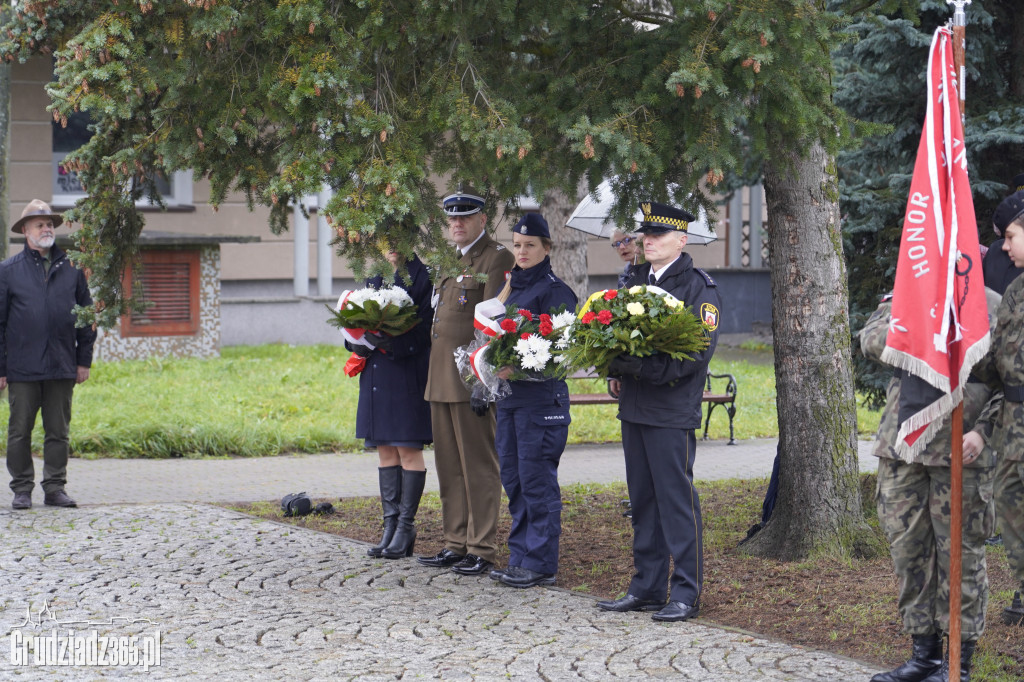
[567,369,738,444]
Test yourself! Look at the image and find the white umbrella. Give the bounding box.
[565,179,718,245]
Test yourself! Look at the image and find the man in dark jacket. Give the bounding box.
[597,201,721,623]
[0,199,96,509]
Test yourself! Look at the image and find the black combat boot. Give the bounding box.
[921,638,976,682]
[366,466,402,558]
[871,633,942,682]
[382,469,426,559]
[1002,590,1024,626]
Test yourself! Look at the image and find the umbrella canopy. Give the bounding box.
[566,180,718,245]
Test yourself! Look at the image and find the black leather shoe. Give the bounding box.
[1003,591,1024,626]
[498,566,556,588]
[43,490,77,508]
[596,594,665,612]
[450,554,493,576]
[416,548,465,568]
[652,601,700,622]
[489,567,511,581]
[12,492,31,510]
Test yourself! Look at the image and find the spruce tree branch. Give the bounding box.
[607,0,673,25]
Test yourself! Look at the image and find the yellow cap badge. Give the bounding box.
[701,303,719,331]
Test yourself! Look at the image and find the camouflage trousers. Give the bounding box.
[876,458,995,640]
[995,458,1024,590]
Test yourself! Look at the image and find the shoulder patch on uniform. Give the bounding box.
[494,243,506,251]
[696,268,717,287]
[700,303,720,331]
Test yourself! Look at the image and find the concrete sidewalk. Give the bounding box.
[0,438,878,507]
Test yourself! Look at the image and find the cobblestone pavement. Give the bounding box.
[0,439,878,506]
[0,504,881,680]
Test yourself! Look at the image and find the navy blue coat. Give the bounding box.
[499,257,578,410]
[616,253,721,429]
[351,255,433,444]
[0,244,96,382]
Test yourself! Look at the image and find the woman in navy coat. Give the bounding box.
[350,250,433,560]
[490,214,578,589]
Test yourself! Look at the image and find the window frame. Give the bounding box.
[120,249,201,337]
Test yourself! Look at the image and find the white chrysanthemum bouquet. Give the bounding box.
[327,286,421,342]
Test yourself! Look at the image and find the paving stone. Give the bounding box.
[0,504,881,680]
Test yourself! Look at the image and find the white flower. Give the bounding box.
[515,334,553,371]
[555,327,572,350]
[626,302,645,316]
[628,285,643,295]
[550,311,576,329]
[661,293,680,308]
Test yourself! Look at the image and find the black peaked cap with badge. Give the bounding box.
[442,185,486,216]
[637,201,695,234]
[511,213,550,239]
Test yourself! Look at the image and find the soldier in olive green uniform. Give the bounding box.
[986,194,1024,628]
[860,289,1001,682]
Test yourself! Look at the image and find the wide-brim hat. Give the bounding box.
[993,190,1024,236]
[12,199,63,234]
[442,185,485,216]
[636,200,695,234]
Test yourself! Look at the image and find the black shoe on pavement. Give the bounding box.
[416,548,466,568]
[489,567,511,581]
[596,594,665,612]
[449,554,493,576]
[870,633,942,682]
[12,492,31,509]
[498,566,556,589]
[43,490,77,508]
[651,601,700,622]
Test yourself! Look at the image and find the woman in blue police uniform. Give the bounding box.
[350,244,433,560]
[597,201,720,622]
[490,214,578,588]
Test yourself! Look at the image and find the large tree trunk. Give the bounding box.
[541,185,589,301]
[742,140,878,560]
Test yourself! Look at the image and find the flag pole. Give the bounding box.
[946,2,970,680]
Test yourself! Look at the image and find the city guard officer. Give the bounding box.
[596,200,720,622]
[419,185,514,576]
[490,213,578,589]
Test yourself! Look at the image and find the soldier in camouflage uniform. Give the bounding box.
[986,197,1024,629]
[860,289,1001,682]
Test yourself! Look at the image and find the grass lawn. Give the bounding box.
[0,343,882,458]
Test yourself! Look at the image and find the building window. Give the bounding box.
[52,111,193,209]
[121,250,201,337]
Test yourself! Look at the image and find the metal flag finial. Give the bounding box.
[947,0,971,26]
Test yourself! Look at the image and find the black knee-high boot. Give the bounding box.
[367,466,402,558]
[921,638,976,682]
[382,469,426,559]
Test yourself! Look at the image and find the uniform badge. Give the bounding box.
[458,293,468,307]
[700,303,720,331]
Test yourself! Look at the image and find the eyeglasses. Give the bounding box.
[611,236,636,248]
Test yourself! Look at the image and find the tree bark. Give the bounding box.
[0,6,10,259]
[541,184,589,301]
[742,139,878,561]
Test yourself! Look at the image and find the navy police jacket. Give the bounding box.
[352,255,433,443]
[500,256,578,410]
[616,253,720,429]
[0,244,96,382]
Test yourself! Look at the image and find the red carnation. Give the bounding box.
[597,309,614,325]
[603,289,618,301]
[500,318,518,333]
[518,309,533,321]
[521,332,531,340]
[581,311,597,324]
[540,313,552,325]
[539,321,554,336]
